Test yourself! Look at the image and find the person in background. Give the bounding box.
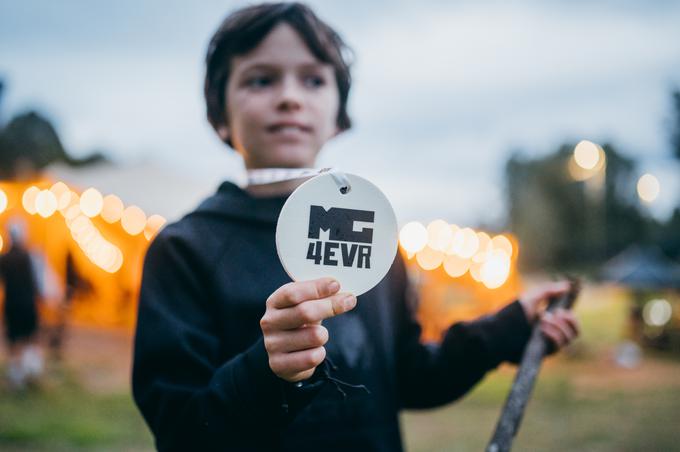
[0,220,43,390]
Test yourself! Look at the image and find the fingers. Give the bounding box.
[264,324,329,353]
[540,309,580,348]
[268,346,327,381]
[261,279,356,382]
[267,278,340,309]
[542,281,572,297]
[520,280,572,322]
[263,292,357,330]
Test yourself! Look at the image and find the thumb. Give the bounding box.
[520,281,571,322]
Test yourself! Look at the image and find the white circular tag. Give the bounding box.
[276,172,398,296]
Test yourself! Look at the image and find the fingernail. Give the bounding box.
[328,281,340,293]
[344,295,356,310]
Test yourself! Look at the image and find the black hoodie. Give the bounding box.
[132,181,532,451]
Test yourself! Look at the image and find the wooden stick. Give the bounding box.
[486,280,580,452]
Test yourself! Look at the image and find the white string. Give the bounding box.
[246,167,351,194]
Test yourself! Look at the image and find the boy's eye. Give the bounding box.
[245,76,273,88]
[303,75,326,88]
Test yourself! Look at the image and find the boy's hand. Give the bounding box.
[260,277,356,382]
[519,281,580,350]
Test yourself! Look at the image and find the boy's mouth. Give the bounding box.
[267,122,312,134]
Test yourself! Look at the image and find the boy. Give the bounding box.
[132,3,579,451]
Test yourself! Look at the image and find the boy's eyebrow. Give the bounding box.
[237,61,331,74]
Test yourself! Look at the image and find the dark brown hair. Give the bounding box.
[204,2,353,146]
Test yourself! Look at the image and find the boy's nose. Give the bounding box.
[276,77,303,112]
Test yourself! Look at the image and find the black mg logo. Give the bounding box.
[306,205,374,268]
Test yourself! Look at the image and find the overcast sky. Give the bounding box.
[2,0,679,225]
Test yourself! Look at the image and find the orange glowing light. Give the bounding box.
[70,215,91,235]
[22,186,40,215]
[491,234,513,258]
[106,249,124,273]
[64,204,81,223]
[469,260,483,282]
[480,250,511,289]
[426,219,453,252]
[144,214,167,240]
[416,246,444,270]
[49,181,69,200]
[101,194,124,223]
[443,253,470,278]
[80,188,104,218]
[35,190,58,218]
[57,191,72,210]
[399,221,428,254]
[457,228,479,259]
[60,192,80,214]
[0,189,7,214]
[477,231,491,251]
[121,205,146,236]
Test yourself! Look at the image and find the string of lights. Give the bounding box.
[0,180,166,274]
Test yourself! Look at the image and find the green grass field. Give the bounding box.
[1,284,678,451]
[403,364,680,452]
[0,369,153,451]
[1,362,678,452]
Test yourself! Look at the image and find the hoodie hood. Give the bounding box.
[193,180,290,225]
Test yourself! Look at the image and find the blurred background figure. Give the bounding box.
[46,250,91,362]
[0,220,43,390]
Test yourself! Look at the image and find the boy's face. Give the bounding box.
[223,23,340,169]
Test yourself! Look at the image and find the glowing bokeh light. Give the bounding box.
[637,173,660,203]
[22,186,40,215]
[574,140,600,170]
[144,215,167,240]
[643,299,672,327]
[35,190,58,218]
[457,228,479,259]
[57,191,72,210]
[446,226,463,255]
[70,215,91,235]
[569,144,606,181]
[60,192,80,214]
[49,182,69,200]
[427,219,453,251]
[399,221,428,254]
[107,249,124,273]
[480,250,511,289]
[101,194,124,223]
[121,205,147,236]
[80,188,104,217]
[0,189,7,214]
[64,205,81,224]
[443,253,471,278]
[0,235,3,252]
[472,250,489,264]
[476,232,491,252]
[491,234,513,258]
[78,227,97,246]
[68,213,124,272]
[416,246,444,270]
[469,261,483,282]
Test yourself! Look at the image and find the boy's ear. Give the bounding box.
[217,126,229,142]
